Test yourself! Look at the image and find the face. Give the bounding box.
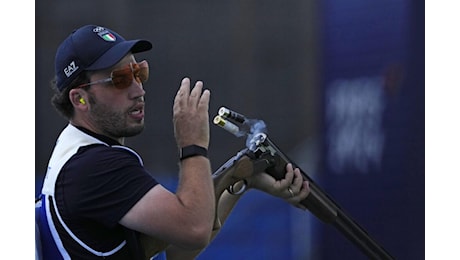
[84,54,147,139]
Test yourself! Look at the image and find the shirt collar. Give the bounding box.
[73,125,121,146]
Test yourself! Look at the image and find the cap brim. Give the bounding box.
[86,39,152,71]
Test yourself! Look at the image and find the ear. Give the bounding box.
[69,89,88,110]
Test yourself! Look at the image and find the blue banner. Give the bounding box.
[319,0,424,259]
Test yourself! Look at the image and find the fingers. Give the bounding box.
[284,164,311,210]
[285,181,310,210]
[173,77,211,148]
[176,77,191,99]
[289,167,303,194]
[282,163,302,192]
[296,181,311,209]
[249,163,311,211]
[188,80,203,107]
[173,78,190,113]
[175,78,209,107]
[198,89,211,112]
[275,163,295,190]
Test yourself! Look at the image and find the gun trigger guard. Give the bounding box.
[227,179,248,195]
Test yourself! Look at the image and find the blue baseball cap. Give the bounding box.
[55,24,153,91]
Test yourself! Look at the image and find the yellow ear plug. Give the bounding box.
[79,97,86,104]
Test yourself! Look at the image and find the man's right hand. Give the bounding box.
[173,77,210,149]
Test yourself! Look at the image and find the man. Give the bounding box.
[36,24,310,259]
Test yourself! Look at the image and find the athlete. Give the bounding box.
[35,24,310,259]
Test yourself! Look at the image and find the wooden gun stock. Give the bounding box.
[211,150,272,230]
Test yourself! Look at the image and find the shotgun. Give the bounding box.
[211,107,394,260]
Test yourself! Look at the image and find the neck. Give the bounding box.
[69,120,124,145]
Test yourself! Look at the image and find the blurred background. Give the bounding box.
[36,0,424,259]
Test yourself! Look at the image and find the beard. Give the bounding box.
[88,95,144,138]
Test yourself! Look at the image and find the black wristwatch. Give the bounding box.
[179,145,208,161]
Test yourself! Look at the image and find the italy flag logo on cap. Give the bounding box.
[100,32,116,42]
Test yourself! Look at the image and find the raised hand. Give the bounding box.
[173,77,211,149]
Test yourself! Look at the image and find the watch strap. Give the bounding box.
[179,145,208,161]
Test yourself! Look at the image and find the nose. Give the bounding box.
[129,79,146,99]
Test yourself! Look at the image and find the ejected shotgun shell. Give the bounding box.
[213,115,244,137]
[218,107,246,124]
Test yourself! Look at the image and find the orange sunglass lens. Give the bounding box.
[135,61,149,83]
[111,75,133,89]
[110,61,149,89]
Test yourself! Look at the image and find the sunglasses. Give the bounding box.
[77,60,149,89]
